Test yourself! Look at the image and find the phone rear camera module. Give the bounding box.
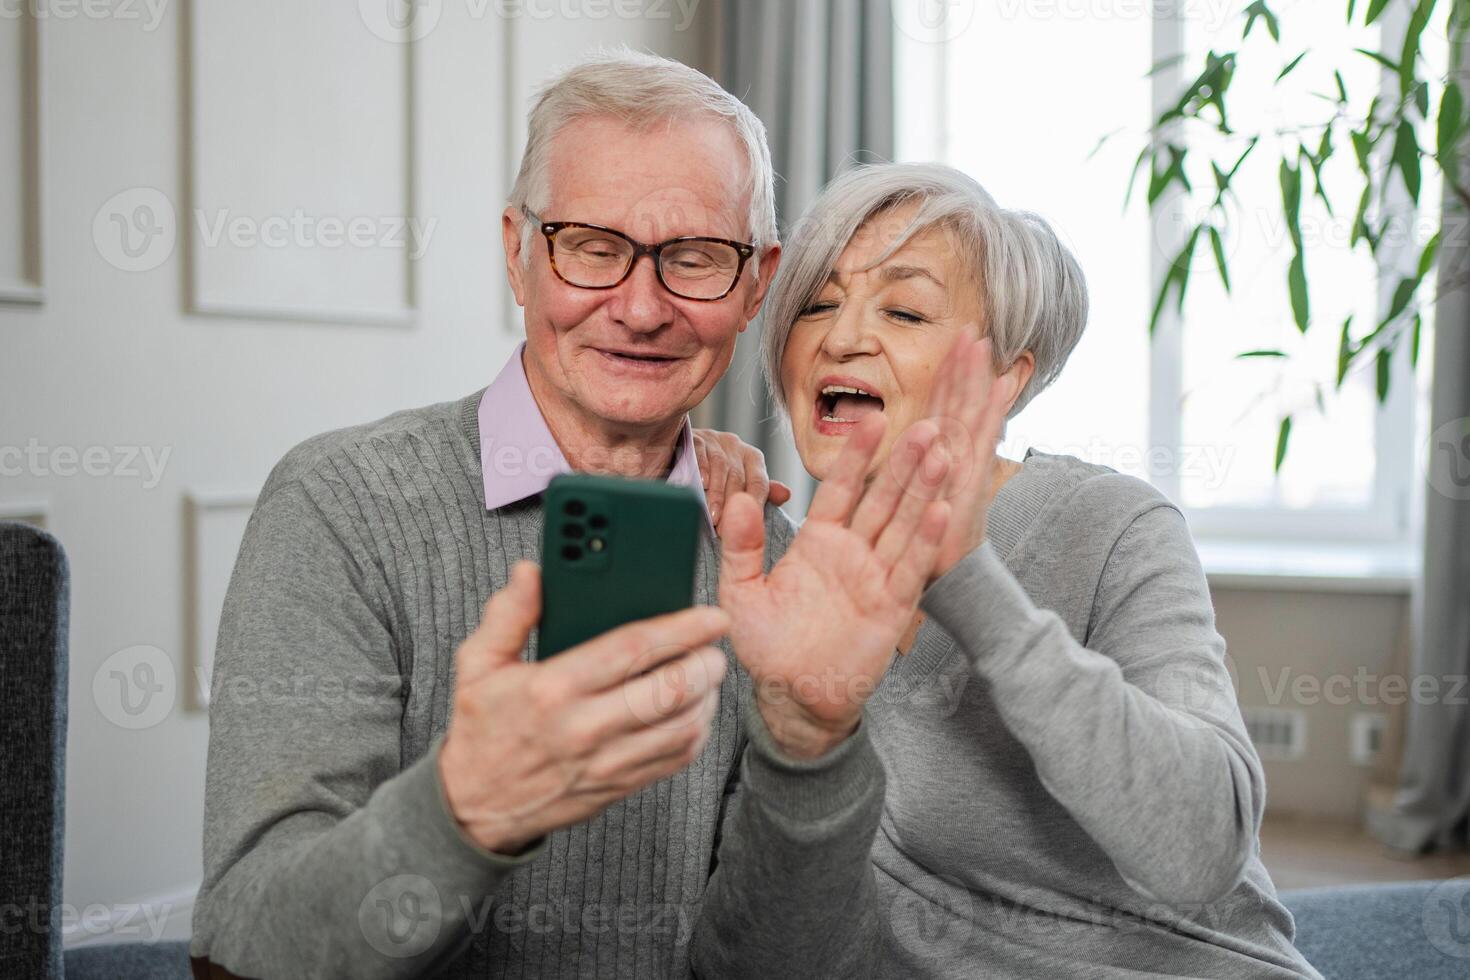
[561,544,583,561]
[564,499,587,517]
[588,537,606,553]
[562,523,585,539]
[589,514,608,529]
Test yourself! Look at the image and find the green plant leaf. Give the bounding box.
[1211,162,1230,195]
[1337,316,1355,389]
[1364,0,1394,25]
[1276,51,1308,82]
[1244,1,1281,41]
[1149,275,1172,337]
[1209,225,1231,293]
[1379,276,1418,332]
[1279,158,1303,246]
[1274,416,1292,473]
[1174,226,1201,313]
[1147,145,1192,205]
[1351,184,1373,248]
[1124,146,1151,208]
[1375,346,1392,403]
[1146,54,1186,77]
[1088,127,1124,161]
[1355,47,1401,73]
[1414,80,1431,118]
[1335,70,1349,103]
[1411,312,1423,366]
[1418,230,1442,279]
[1304,145,1336,216]
[1399,0,1436,98]
[1351,129,1373,176]
[1288,251,1310,332]
[1237,349,1287,358]
[1393,119,1422,201]
[1439,81,1464,184]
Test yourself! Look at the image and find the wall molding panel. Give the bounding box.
[0,8,43,307]
[182,0,418,326]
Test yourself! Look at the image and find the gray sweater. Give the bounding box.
[189,389,885,980]
[864,449,1322,978]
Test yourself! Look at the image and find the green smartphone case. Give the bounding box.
[537,473,703,660]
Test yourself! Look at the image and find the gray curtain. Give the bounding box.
[1368,32,1470,853]
[704,0,894,512]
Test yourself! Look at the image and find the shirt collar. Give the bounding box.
[478,343,711,528]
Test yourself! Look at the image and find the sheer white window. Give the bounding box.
[895,1,1437,548]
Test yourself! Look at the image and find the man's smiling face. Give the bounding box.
[504,114,779,440]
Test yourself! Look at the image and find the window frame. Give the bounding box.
[896,2,1422,550]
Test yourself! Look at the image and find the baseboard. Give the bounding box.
[61,882,198,948]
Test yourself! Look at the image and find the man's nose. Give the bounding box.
[610,254,676,334]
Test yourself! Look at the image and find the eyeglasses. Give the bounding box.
[524,207,755,301]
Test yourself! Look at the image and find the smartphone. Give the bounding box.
[537,473,703,660]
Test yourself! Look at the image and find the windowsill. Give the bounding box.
[1196,538,1419,594]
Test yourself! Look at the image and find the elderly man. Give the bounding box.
[189,51,938,980]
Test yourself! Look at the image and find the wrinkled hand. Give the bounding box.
[693,428,794,529]
[718,415,951,759]
[923,334,1022,578]
[439,562,731,854]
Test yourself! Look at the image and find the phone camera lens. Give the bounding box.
[563,523,585,539]
[564,500,587,517]
[588,537,605,553]
[589,514,608,529]
[561,544,583,561]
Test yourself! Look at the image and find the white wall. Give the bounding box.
[0,0,711,944]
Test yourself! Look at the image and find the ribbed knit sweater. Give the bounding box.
[189,389,886,980]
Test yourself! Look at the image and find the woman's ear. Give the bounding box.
[1000,351,1036,414]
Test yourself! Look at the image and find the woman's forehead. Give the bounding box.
[833,218,957,280]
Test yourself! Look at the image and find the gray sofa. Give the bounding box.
[4,518,1469,980]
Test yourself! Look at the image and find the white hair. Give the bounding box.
[762,162,1089,419]
[508,48,778,263]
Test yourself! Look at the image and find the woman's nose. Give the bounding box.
[820,308,880,359]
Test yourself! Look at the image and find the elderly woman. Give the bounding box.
[755,162,1322,979]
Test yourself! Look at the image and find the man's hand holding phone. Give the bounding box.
[438,561,730,856]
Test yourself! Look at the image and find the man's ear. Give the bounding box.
[740,243,782,328]
[502,206,528,308]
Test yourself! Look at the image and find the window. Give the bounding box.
[895,1,1439,548]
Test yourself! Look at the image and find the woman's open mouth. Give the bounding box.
[814,381,885,434]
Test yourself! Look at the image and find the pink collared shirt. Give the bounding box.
[478,344,712,528]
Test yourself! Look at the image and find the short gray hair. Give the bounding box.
[762,162,1088,419]
[508,48,778,261]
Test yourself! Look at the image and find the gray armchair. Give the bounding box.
[0,521,70,980]
[1,521,190,980]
